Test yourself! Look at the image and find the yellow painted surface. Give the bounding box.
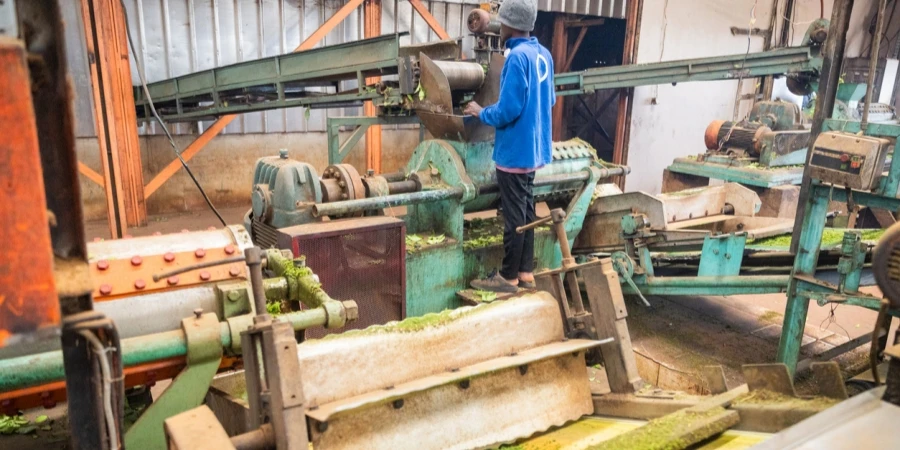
[511,417,769,450]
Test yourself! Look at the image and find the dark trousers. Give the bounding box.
[497,170,536,280]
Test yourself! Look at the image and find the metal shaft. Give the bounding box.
[313,187,465,217]
[245,247,268,315]
[861,0,889,131]
[0,306,343,393]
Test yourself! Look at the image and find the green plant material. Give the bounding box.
[474,290,497,303]
[317,300,507,341]
[414,82,426,101]
[34,415,48,424]
[758,310,783,325]
[406,234,424,253]
[587,407,731,450]
[304,107,311,121]
[266,301,283,315]
[750,228,886,248]
[427,234,446,245]
[0,415,30,434]
[732,389,839,409]
[39,425,51,431]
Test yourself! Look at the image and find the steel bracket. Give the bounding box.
[124,312,223,450]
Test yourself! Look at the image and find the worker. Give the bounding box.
[464,0,554,293]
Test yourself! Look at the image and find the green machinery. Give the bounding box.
[776,0,900,375]
[0,248,359,450]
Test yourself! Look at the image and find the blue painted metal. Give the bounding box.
[697,233,747,276]
[667,158,804,187]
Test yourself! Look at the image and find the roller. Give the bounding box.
[430,60,485,91]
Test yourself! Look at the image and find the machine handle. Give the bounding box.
[516,215,553,234]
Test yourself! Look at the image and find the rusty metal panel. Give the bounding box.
[0,40,61,347]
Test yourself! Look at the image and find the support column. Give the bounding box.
[551,15,568,141]
[612,0,642,189]
[82,0,147,235]
[364,0,383,173]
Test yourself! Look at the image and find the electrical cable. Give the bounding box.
[729,1,758,124]
[117,0,227,226]
[79,330,120,450]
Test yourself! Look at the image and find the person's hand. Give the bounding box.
[463,101,483,118]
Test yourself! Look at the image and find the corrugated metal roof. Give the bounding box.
[536,0,626,17]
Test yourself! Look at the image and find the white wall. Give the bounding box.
[625,0,874,194]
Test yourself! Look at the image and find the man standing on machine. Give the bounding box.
[464,0,554,293]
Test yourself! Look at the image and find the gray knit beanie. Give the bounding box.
[498,0,537,32]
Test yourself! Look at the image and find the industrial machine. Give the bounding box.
[667,100,811,190]
[774,0,900,376]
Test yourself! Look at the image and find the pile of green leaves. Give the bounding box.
[406,234,446,253]
[0,414,48,435]
[474,290,497,303]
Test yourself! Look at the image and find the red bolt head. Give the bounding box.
[131,255,143,266]
[134,279,146,290]
[163,252,176,262]
[96,260,110,271]
[224,245,236,255]
[99,284,113,295]
[207,226,216,231]
[194,248,206,258]
[167,276,180,286]
[199,271,211,281]
[93,237,102,242]
[124,234,133,239]
[229,267,241,277]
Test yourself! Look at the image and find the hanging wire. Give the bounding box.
[118,0,227,226]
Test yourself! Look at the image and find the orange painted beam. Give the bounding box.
[364,0,382,173]
[144,0,367,198]
[409,0,450,40]
[78,161,105,186]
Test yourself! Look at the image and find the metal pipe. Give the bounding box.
[245,248,268,315]
[313,187,465,217]
[791,0,856,254]
[431,60,484,90]
[861,0,889,132]
[387,179,419,195]
[381,171,406,182]
[0,306,339,393]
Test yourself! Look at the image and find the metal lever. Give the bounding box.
[516,215,553,234]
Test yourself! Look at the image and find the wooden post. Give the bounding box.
[364,0,383,173]
[582,260,643,394]
[612,0,642,189]
[82,0,147,235]
[551,15,568,141]
[143,0,367,198]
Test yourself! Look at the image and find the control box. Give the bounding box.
[809,132,892,190]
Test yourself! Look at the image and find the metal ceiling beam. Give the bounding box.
[143,0,367,199]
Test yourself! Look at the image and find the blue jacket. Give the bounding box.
[479,37,555,170]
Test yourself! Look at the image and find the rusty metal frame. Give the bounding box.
[612,0,642,189]
[142,0,366,199]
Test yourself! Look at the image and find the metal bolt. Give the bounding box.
[96,260,110,271]
[199,271,211,281]
[229,267,241,277]
[392,399,404,409]
[167,276,180,286]
[134,279,146,290]
[224,244,236,255]
[99,284,112,295]
[367,169,375,176]
[519,365,528,375]
[316,421,328,433]
[227,291,240,302]
[193,308,203,318]
[194,248,206,258]
[338,181,346,188]
[279,149,289,159]
[163,252,176,262]
[131,255,143,266]
[458,379,470,390]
